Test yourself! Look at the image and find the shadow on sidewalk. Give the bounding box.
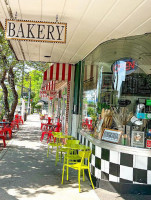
[0,114,97,200]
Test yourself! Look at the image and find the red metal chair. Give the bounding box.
[3,125,12,139]
[0,130,6,147]
[55,121,62,132]
[46,121,61,143]
[15,114,19,119]
[15,114,23,126]
[1,120,12,139]
[41,117,52,129]
[47,132,54,143]
[40,129,54,143]
[40,122,53,142]
[19,116,23,124]
[88,119,93,130]
[48,117,51,124]
[82,118,89,129]
[11,120,19,130]
[40,130,49,142]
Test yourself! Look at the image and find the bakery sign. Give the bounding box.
[5,19,67,43]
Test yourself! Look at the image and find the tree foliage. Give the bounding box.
[18,70,43,112]
[0,26,47,121]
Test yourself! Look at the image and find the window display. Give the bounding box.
[80,37,151,149]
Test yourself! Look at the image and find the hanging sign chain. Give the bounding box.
[15,12,17,20]
[56,14,58,23]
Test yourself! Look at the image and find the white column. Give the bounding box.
[68,66,75,135]
[21,98,25,120]
[71,114,80,138]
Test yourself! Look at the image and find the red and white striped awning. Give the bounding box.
[40,63,74,99]
[39,90,47,98]
[43,63,72,86]
[40,81,56,98]
[45,81,56,91]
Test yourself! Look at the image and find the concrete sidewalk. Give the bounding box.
[0,114,100,200]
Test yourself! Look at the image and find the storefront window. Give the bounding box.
[80,34,151,148]
[80,63,98,133]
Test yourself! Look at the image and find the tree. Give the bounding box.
[0,27,18,121]
[0,27,48,121]
[18,70,43,113]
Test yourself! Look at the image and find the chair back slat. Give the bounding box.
[79,150,91,159]
[78,149,91,165]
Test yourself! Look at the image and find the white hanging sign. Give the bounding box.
[5,19,67,43]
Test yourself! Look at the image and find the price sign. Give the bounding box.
[102,129,122,143]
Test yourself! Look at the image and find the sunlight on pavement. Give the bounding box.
[7,184,99,200]
[11,140,46,150]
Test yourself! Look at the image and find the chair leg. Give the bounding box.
[3,139,6,147]
[51,146,53,153]
[9,130,12,139]
[88,169,95,189]
[66,159,69,180]
[61,165,65,184]
[78,169,81,192]
[40,133,44,141]
[67,166,69,180]
[17,124,19,129]
[4,131,7,139]
[55,146,59,166]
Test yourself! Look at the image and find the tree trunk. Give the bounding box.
[0,69,10,119]
[8,67,18,122]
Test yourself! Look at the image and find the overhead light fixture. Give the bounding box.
[44,56,51,58]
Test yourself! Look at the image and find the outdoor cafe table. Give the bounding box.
[40,119,48,121]
[0,122,11,131]
[0,122,11,126]
[41,118,54,129]
[41,118,54,122]
[45,124,57,131]
[53,134,73,165]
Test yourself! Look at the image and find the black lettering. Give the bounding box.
[46,25,55,40]
[8,22,15,37]
[37,25,45,39]
[56,25,64,40]
[26,24,35,38]
[16,23,25,38]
